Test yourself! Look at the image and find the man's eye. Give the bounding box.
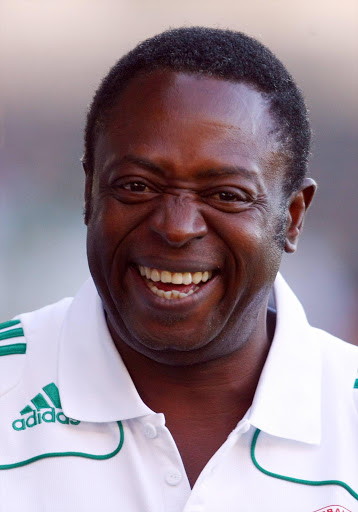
[214,191,244,202]
[122,182,149,192]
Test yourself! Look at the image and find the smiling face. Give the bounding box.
[85,70,294,365]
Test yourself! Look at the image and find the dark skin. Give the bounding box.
[84,70,316,487]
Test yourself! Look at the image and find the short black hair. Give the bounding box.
[84,26,311,195]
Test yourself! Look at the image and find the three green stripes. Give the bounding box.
[0,319,26,356]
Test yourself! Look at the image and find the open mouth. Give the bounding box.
[138,265,215,300]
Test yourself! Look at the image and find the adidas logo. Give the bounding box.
[12,383,80,431]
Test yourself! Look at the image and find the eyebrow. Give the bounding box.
[108,153,257,181]
[196,166,257,180]
[109,154,165,177]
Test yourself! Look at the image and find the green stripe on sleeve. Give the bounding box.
[0,328,24,342]
[0,320,21,330]
[354,379,358,389]
[0,344,27,356]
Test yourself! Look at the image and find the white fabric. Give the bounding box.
[0,274,358,512]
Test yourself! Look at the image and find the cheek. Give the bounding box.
[86,201,125,274]
[211,211,282,277]
[213,212,263,255]
[87,198,154,262]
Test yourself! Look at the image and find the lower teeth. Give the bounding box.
[146,281,199,299]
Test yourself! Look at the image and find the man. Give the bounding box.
[1,27,358,511]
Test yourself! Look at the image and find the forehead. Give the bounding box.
[107,70,275,134]
[94,70,283,182]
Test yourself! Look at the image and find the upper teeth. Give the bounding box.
[138,266,213,284]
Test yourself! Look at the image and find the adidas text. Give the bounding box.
[12,408,80,431]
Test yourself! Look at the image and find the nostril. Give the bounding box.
[150,198,208,247]
[151,225,207,247]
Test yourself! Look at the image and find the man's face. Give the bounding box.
[86,70,290,365]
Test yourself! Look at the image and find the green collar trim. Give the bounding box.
[251,428,358,501]
[0,421,124,470]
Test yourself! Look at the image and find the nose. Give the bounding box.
[150,192,208,247]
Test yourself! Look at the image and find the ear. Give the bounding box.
[82,158,93,226]
[285,178,317,253]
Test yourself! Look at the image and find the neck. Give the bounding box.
[110,309,275,487]
[111,308,275,418]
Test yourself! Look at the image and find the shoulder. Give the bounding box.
[311,327,358,388]
[313,327,358,367]
[313,328,358,419]
[18,296,73,341]
[0,297,73,396]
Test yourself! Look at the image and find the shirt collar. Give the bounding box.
[58,279,153,422]
[248,273,321,445]
[59,274,321,444]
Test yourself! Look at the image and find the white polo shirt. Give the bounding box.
[1,274,358,512]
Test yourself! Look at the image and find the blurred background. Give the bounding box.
[1,0,357,343]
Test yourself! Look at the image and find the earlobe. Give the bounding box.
[284,178,317,253]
